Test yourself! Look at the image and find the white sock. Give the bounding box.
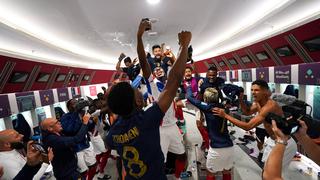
[97,172,104,178]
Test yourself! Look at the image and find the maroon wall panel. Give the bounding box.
[196,19,320,68]
[234,50,257,69]
[248,43,276,67]
[3,57,36,93]
[215,57,229,71]
[223,53,242,70]
[194,61,208,73]
[91,69,114,84]
[31,63,60,91]
[0,56,9,68]
[291,19,320,62]
[265,32,304,65]
[0,56,115,93]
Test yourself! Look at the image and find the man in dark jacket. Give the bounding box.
[60,99,97,180]
[41,115,89,180]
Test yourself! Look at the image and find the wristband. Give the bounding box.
[275,139,288,146]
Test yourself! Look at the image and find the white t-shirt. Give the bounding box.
[147,76,177,126]
[0,149,49,180]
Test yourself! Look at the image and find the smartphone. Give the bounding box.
[118,53,126,61]
[142,18,151,31]
[290,125,299,134]
[33,143,50,163]
[32,143,47,154]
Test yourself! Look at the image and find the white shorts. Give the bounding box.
[90,134,107,154]
[262,137,297,170]
[206,146,234,173]
[77,144,97,172]
[160,125,185,161]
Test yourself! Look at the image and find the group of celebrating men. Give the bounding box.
[1,19,320,180]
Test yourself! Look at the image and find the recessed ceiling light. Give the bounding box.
[147,0,160,5]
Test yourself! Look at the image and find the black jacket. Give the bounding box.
[42,124,87,179]
[13,163,41,180]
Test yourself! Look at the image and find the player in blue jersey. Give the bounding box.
[106,19,191,180]
[186,86,233,180]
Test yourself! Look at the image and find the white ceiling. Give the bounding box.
[0,0,319,70]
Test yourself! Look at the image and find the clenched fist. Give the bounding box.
[178,31,192,47]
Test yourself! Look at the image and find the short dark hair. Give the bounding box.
[123,57,132,64]
[252,80,269,90]
[107,82,135,116]
[152,45,161,51]
[208,66,217,72]
[185,66,193,71]
[97,92,104,100]
[66,99,74,111]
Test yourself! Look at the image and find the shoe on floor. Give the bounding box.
[97,174,111,180]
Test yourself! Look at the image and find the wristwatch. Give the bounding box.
[275,139,288,146]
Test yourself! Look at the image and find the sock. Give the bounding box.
[174,159,186,178]
[223,173,231,180]
[206,175,215,180]
[258,152,263,161]
[87,164,98,180]
[96,153,102,163]
[116,158,122,178]
[99,150,111,173]
[198,126,209,149]
[97,172,105,178]
[80,171,87,180]
[96,153,102,172]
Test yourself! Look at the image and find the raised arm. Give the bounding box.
[166,51,176,65]
[239,92,258,115]
[157,31,191,113]
[294,120,320,165]
[13,141,42,180]
[186,86,210,111]
[137,20,152,79]
[263,120,288,180]
[116,53,126,72]
[213,101,271,131]
[47,115,89,149]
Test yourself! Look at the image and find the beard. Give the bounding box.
[208,77,217,83]
[157,76,167,83]
[154,56,161,61]
[10,142,25,150]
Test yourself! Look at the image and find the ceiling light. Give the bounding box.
[0,41,115,70]
[194,3,320,61]
[0,5,115,64]
[194,0,292,56]
[147,0,160,5]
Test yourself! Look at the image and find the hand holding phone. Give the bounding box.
[141,18,151,31]
[32,143,47,154]
[32,143,52,164]
[42,148,53,164]
[119,53,126,61]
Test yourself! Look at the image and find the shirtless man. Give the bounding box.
[213,80,297,170]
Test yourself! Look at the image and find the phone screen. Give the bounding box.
[290,126,299,134]
[32,143,46,154]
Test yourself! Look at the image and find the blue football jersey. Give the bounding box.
[106,103,167,180]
